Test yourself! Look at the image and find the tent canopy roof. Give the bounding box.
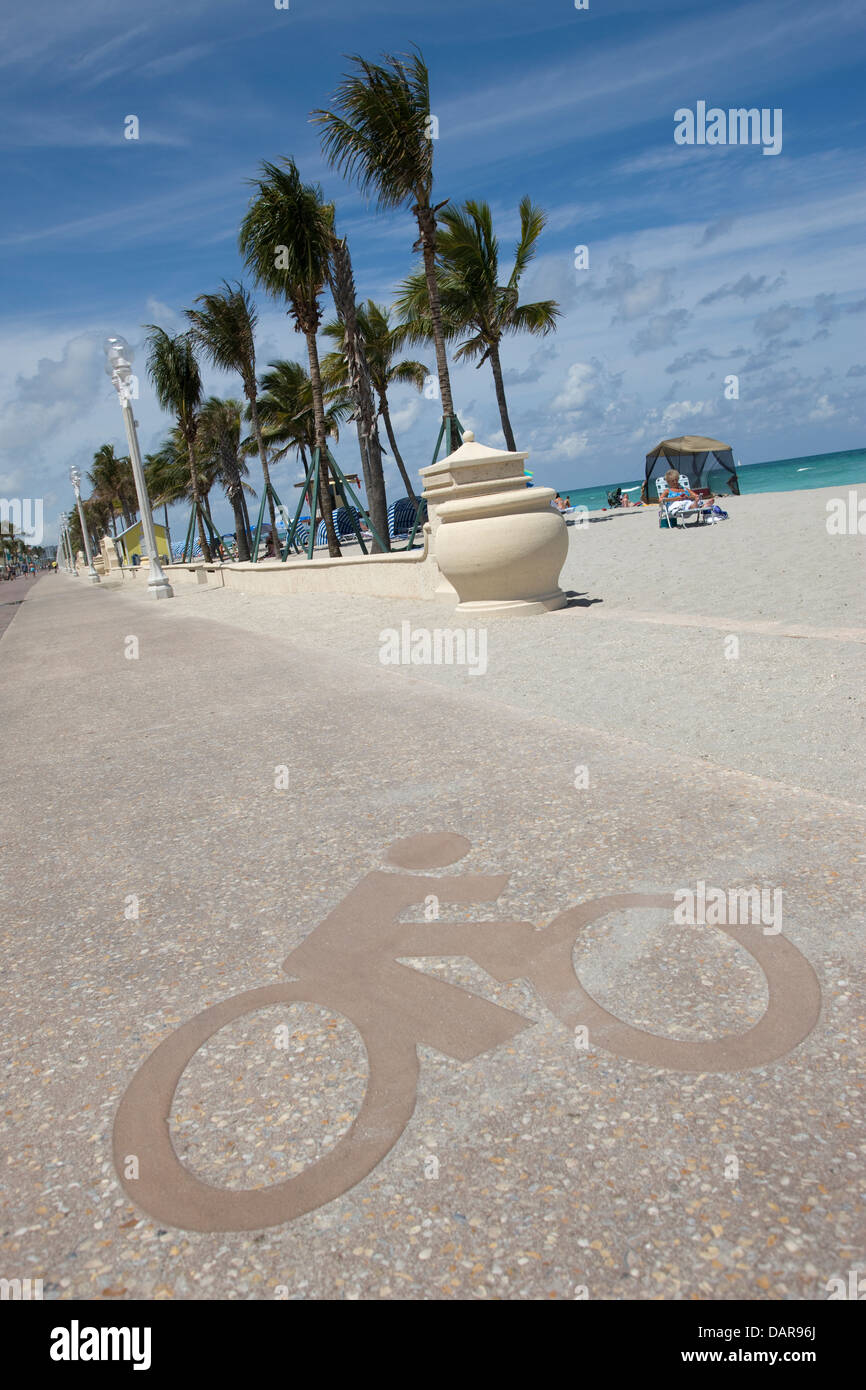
[646,435,731,460]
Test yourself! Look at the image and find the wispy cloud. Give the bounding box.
[138,43,216,78]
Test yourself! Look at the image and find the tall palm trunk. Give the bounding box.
[247,389,277,535]
[415,203,454,417]
[221,446,251,561]
[379,393,418,503]
[487,340,517,453]
[305,333,341,558]
[231,497,251,561]
[240,489,253,555]
[185,436,212,562]
[163,504,173,559]
[328,239,390,551]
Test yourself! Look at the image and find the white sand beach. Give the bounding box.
[116,484,866,804]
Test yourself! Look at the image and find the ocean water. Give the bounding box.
[558,447,866,510]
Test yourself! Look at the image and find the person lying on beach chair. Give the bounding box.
[657,469,714,526]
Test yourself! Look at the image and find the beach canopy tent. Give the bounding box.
[643,436,740,500]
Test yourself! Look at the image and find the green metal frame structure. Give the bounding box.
[249,480,303,564]
[181,504,231,563]
[280,445,389,562]
[178,414,462,565]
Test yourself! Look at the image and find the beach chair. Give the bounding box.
[659,495,718,528]
[312,508,354,543]
[657,477,711,529]
[387,498,425,539]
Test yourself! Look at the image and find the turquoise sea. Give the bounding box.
[558,447,866,510]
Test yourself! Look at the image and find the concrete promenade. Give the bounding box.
[1,572,864,1300]
[0,571,45,640]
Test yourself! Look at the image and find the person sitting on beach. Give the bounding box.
[658,468,712,518]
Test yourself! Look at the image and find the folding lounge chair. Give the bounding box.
[657,476,713,529]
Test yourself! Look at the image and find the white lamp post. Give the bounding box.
[60,513,76,574]
[70,466,100,583]
[65,515,77,574]
[104,336,173,600]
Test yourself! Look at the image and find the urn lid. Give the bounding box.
[421,430,528,482]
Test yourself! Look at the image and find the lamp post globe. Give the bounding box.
[104,336,133,370]
[103,335,173,600]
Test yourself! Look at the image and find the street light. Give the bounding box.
[60,512,76,574]
[69,466,100,583]
[104,336,173,600]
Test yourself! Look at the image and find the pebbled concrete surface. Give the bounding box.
[1,566,864,1301]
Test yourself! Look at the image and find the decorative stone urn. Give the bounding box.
[101,534,122,574]
[420,431,567,616]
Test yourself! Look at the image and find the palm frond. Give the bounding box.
[313,49,433,210]
[185,281,257,390]
[144,326,202,433]
[504,299,561,337]
[238,159,333,323]
[256,358,349,456]
[508,196,547,288]
[386,358,428,390]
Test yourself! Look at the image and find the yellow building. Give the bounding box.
[115,521,172,566]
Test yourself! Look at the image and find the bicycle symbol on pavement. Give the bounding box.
[113,832,821,1232]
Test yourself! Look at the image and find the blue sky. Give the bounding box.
[1,0,864,542]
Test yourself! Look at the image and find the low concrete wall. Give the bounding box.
[162,529,448,601]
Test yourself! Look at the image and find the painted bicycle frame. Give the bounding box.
[113,835,821,1232]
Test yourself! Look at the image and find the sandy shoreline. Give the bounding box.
[108,484,866,802]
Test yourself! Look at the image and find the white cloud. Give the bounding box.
[581,257,676,323]
[387,396,424,434]
[551,432,590,460]
[0,335,102,452]
[552,362,599,413]
[660,399,711,428]
[808,394,836,421]
[144,298,186,332]
[631,310,691,355]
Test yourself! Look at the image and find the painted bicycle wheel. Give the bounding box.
[113,980,420,1232]
[527,893,821,1072]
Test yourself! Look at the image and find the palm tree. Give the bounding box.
[144,436,189,558]
[84,492,114,546]
[323,301,427,503]
[238,158,342,557]
[314,48,457,432]
[147,420,251,562]
[144,326,212,562]
[256,360,351,470]
[87,443,137,533]
[196,397,254,560]
[65,497,102,559]
[327,236,390,550]
[395,198,560,452]
[184,281,275,541]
